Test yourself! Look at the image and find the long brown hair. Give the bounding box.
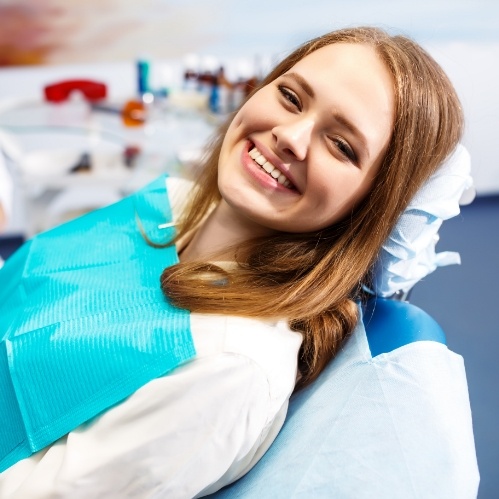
[160,27,463,388]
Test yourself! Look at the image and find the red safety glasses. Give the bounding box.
[44,80,107,103]
[43,79,145,126]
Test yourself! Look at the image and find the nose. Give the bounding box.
[272,118,314,161]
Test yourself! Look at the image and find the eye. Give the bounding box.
[331,137,357,164]
[278,85,302,111]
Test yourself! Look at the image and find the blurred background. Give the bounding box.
[0,0,497,496]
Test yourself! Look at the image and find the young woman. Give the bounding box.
[0,27,464,497]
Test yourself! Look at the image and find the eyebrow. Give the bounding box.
[284,72,315,98]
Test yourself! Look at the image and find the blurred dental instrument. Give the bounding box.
[91,101,146,127]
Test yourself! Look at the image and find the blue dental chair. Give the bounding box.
[211,297,479,498]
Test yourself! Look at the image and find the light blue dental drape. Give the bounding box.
[0,175,194,472]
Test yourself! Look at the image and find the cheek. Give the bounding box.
[307,174,371,222]
[229,112,244,129]
[236,91,277,127]
[218,117,244,168]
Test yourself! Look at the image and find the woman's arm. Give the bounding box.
[0,353,281,498]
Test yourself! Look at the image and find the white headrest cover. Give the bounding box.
[372,144,473,297]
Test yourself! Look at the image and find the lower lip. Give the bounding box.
[240,141,297,194]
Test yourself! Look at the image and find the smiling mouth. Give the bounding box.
[248,145,295,190]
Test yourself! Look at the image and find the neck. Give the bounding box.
[179,200,274,263]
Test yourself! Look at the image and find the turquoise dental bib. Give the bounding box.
[0,175,194,472]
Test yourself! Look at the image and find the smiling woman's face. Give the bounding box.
[217,42,395,235]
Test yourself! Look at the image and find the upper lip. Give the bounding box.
[250,139,301,192]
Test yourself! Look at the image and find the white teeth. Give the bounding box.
[249,148,259,159]
[255,155,266,166]
[249,145,293,189]
[262,161,274,173]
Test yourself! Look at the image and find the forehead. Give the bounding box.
[293,41,381,67]
[288,42,391,90]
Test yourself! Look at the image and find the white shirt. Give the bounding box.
[0,177,303,498]
[0,315,301,498]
